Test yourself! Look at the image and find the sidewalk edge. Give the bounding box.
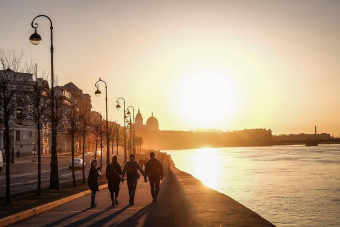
[0,184,107,226]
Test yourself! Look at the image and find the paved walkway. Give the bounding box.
[12,176,174,227]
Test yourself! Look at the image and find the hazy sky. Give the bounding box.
[1,0,340,135]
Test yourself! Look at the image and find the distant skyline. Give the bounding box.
[1,0,340,135]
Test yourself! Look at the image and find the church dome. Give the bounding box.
[146,113,159,131]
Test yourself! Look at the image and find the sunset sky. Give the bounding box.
[1,0,340,135]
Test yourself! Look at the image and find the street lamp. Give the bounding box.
[94,78,110,166]
[94,89,101,97]
[127,106,135,154]
[30,15,60,190]
[29,28,42,45]
[116,97,127,163]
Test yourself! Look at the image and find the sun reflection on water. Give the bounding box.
[168,145,340,226]
[192,148,226,189]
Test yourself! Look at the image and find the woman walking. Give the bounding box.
[88,159,101,208]
[106,155,122,207]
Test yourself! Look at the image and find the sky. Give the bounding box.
[1,0,340,135]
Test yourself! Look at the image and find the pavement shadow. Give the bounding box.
[62,206,116,227]
[143,174,175,227]
[40,207,92,227]
[114,204,153,227]
[87,205,130,227]
[113,175,174,227]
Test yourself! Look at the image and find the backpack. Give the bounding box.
[148,159,161,177]
[126,162,137,179]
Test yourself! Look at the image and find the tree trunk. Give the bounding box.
[49,125,60,190]
[5,122,11,204]
[95,139,97,159]
[116,134,119,157]
[82,136,85,184]
[11,137,14,164]
[37,126,41,195]
[71,133,76,187]
[100,139,103,170]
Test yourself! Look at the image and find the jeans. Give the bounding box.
[91,190,96,204]
[127,178,138,203]
[149,176,161,199]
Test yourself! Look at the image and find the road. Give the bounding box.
[0,151,107,196]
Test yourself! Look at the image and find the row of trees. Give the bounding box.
[0,50,143,204]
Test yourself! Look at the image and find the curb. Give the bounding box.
[0,184,108,226]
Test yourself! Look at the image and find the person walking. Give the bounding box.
[122,154,145,205]
[139,158,144,168]
[145,152,163,202]
[88,159,101,208]
[106,155,122,207]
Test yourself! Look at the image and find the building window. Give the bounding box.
[16,130,20,141]
[16,109,23,120]
[28,105,33,114]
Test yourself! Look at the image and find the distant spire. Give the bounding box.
[152,112,153,117]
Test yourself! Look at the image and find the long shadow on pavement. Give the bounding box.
[40,207,92,227]
[87,204,152,227]
[115,204,153,227]
[143,174,175,227]
[61,206,124,227]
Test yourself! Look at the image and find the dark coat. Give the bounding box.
[88,166,100,191]
[106,162,122,192]
[145,158,163,178]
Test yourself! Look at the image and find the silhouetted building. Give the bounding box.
[134,109,272,150]
[146,113,159,131]
[273,133,333,142]
[135,109,143,129]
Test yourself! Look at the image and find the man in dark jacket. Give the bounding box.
[122,154,145,205]
[145,152,163,202]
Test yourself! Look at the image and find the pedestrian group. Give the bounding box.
[88,152,169,208]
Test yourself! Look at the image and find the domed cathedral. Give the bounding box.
[134,109,159,132]
[146,113,159,131]
[133,110,161,150]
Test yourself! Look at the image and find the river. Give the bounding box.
[166,145,340,226]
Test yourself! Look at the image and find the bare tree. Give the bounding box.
[91,116,105,169]
[135,137,144,154]
[30,68,50,195]
[78,98,93,183]
[113,124,126,158]
[44,87,69,189]
[106,121,116,160]
[63,97,81,187]
[0,49,35,204]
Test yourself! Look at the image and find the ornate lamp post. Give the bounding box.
[127,106,135,154]
[116,97,127,163]
[30,15,60,190]
[94,78,110,165]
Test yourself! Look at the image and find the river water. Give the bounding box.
[166,145,340,227]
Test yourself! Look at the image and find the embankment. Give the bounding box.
[168,167,275,227]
